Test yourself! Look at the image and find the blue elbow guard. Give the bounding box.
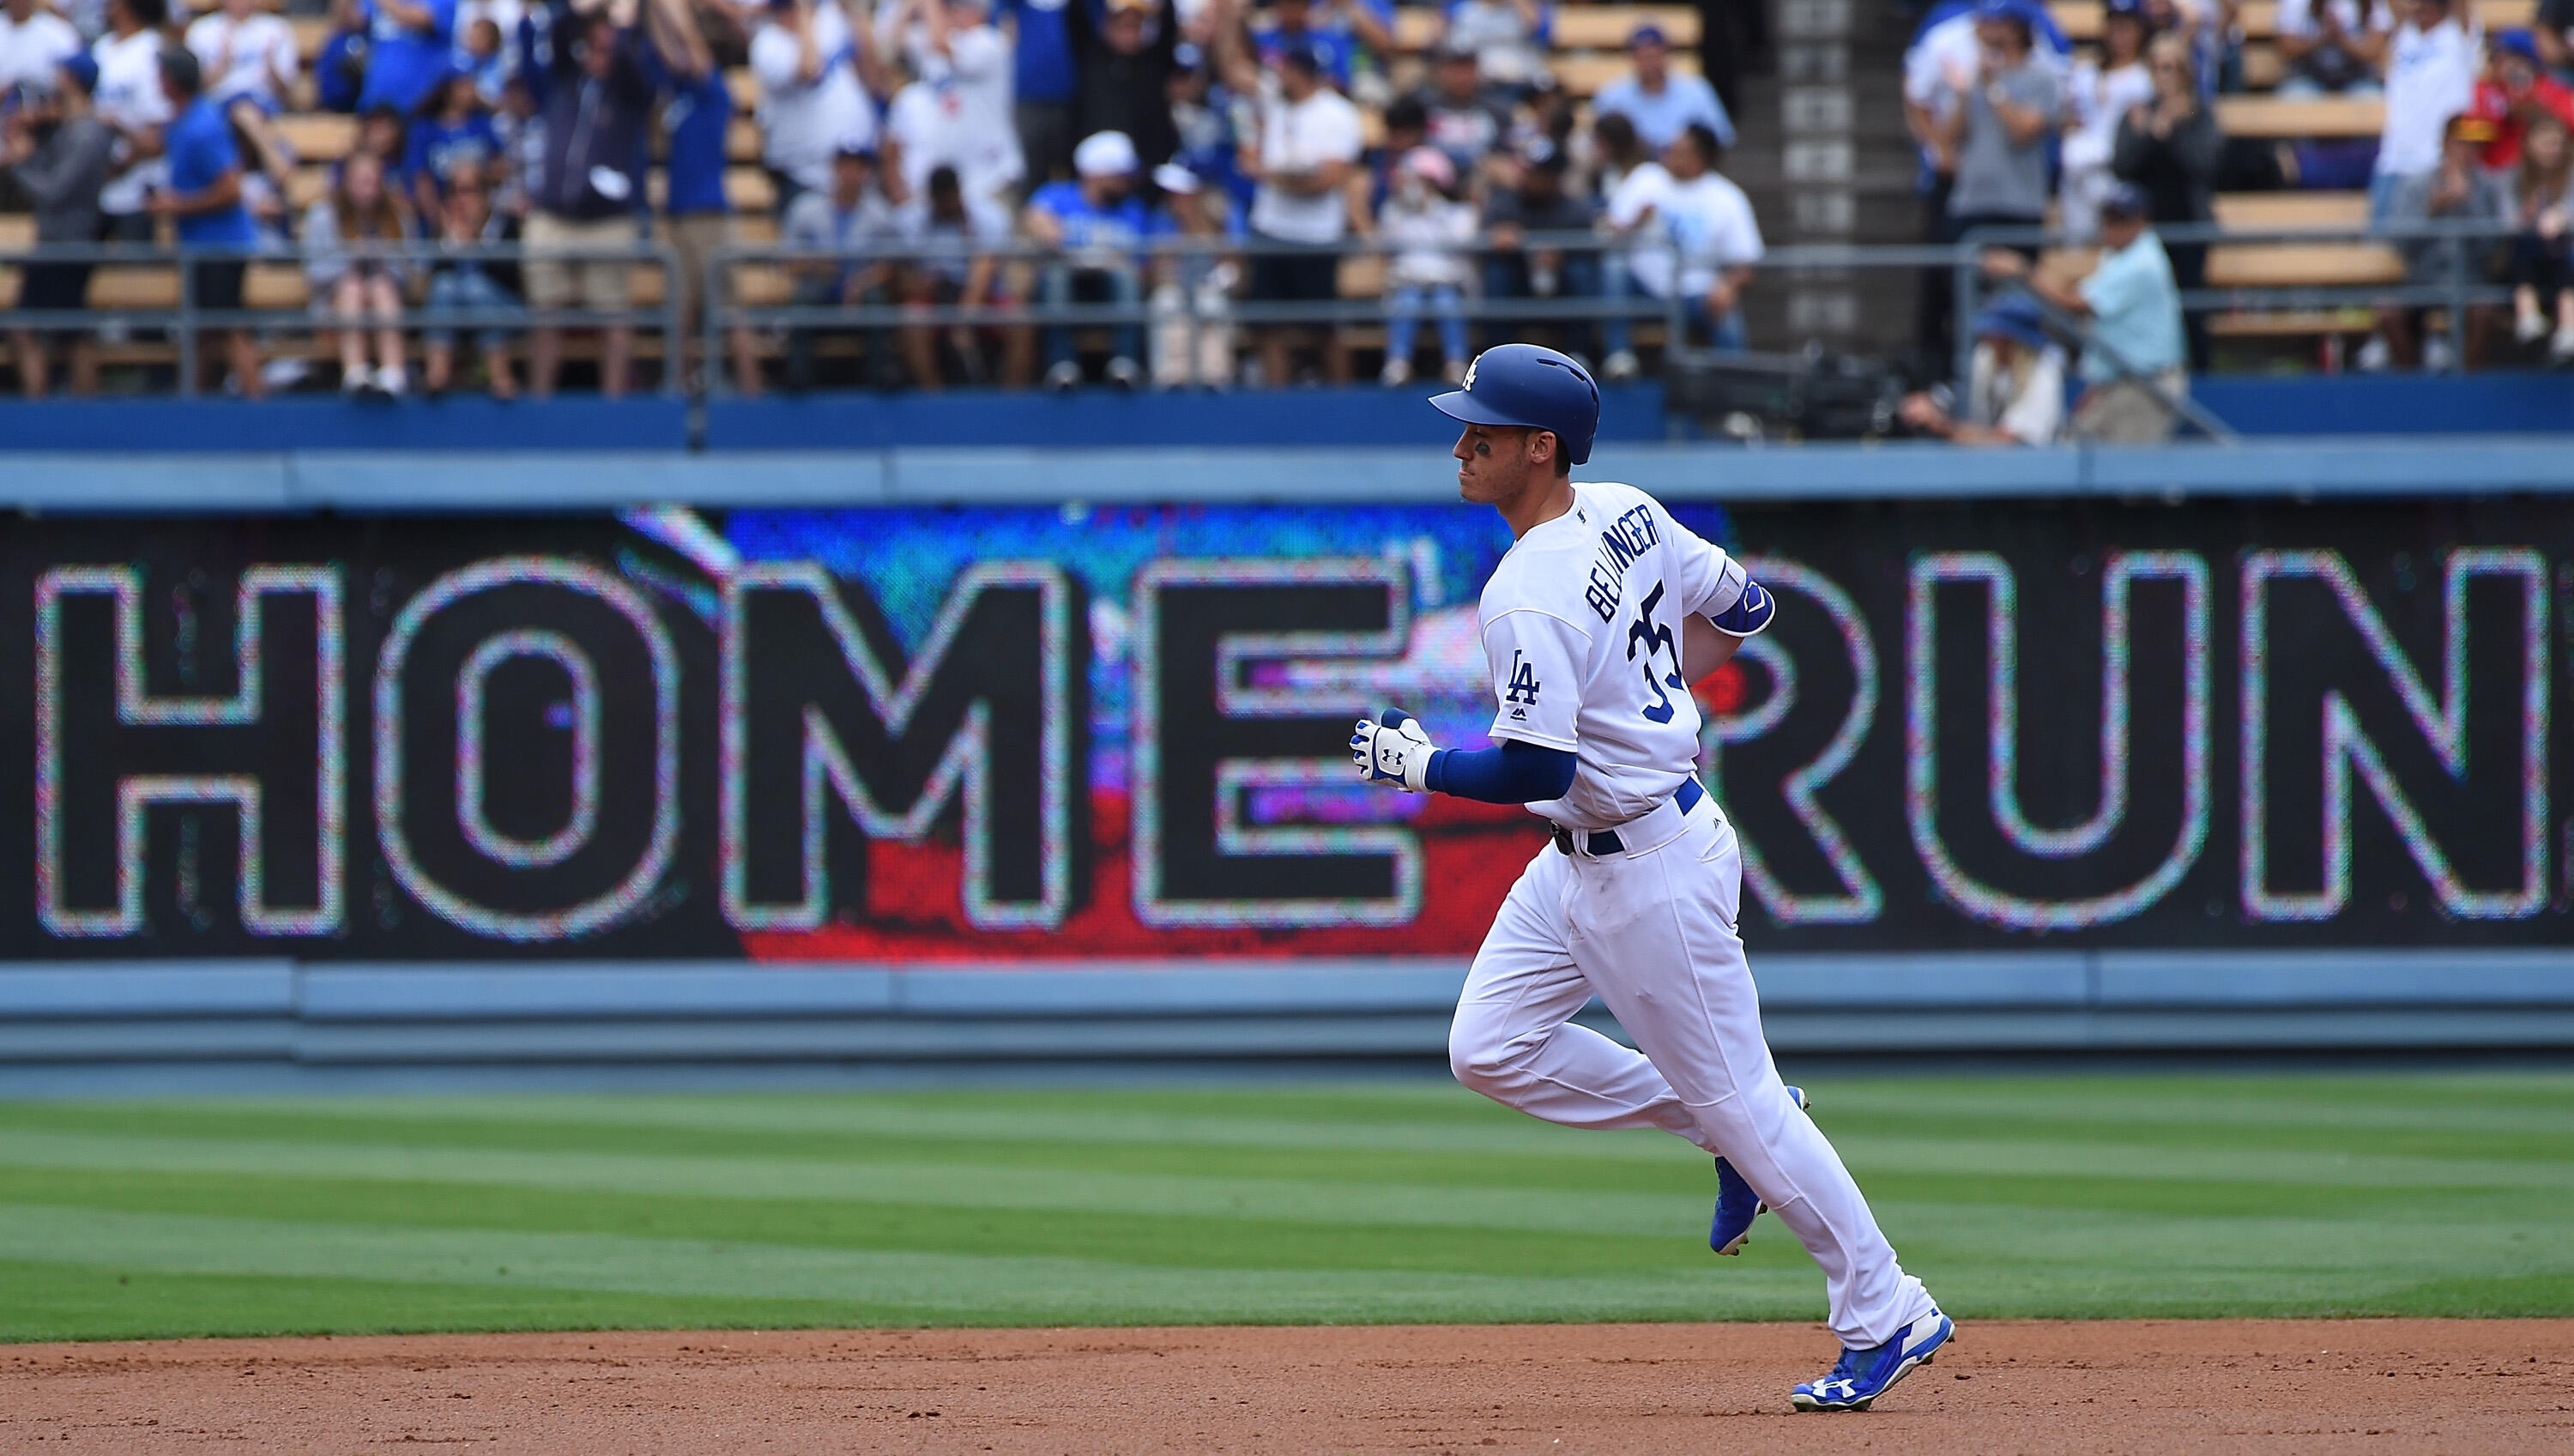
[1708,579,1774,637]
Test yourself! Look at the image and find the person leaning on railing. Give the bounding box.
[147,45,265,398]
[1896,294,2067,444]
[4,51,111,398]
[1979,182,2187,442]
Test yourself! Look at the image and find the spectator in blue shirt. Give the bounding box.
[997,0,1076,183]
[1592,23,1733,151]
[456,15,511,102]
[147,45,264,396]
[1245,0,1392,91]
[359,0,457,115]
[404,70,502,214]
[641,0,762,393]
[314,0,372,113]
[1024,127,1152,389]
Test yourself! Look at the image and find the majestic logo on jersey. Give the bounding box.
[1504,649,1542,706]
[1583,504,1662,621]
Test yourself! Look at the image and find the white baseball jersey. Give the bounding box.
[1478,480,1755,831]
[1449,476,1939,1353]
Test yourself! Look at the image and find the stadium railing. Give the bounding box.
[0,239,686,399]
[0,223,2533,402]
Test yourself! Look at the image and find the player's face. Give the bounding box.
[1453,424,1548,504]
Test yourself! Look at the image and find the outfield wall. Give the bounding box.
[3,438,2570,1084]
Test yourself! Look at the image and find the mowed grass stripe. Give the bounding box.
[11,1073,2557,1163]
[6,1123,2557,1238]
[2,1075,2568,1339]
[0,1259,891,1343]
[0,1205,1828,1326]
[0,1194,2553,1328]
[0,1166,1722,1277]
[3,1101,2563,1193]
[3,1163,2554,1284]
[0,1131,1724,1242]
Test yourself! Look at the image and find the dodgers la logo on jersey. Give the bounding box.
[1504,649,1541,716]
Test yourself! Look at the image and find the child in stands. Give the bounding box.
[304,150,419,396]
[2508,112,2574,360]
[1376,145,1476,385]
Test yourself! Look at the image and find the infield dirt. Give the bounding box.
[5,1320,2569,1454]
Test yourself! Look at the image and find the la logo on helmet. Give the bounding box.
[1461,355,1478,390]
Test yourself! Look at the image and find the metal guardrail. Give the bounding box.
[1951,217,2526,389]
[0,220,2541,401]
[700,231,1691,395]
[0,239,685,398]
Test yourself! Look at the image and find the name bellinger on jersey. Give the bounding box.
[1477,480,1758,832]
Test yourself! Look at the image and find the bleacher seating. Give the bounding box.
[0,0,2512,388]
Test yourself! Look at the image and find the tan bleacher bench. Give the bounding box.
[2047,0,2531,39]
[1551,51,1701,97]
[2211,190,2368,230]
[1393,3,1697,49]
[2214,94,2382,137]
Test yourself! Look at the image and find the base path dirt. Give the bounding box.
[6,1320,2570,1454]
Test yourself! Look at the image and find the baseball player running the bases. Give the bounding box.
[1350,343,1952,1413]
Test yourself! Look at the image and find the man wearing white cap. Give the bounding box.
[1024,127,1151,388]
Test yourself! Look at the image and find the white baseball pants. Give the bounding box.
[1447,793,1936,1349]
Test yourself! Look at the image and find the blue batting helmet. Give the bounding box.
[1429,343,1600,465]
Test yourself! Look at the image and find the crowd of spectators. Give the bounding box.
[1897,0,2574,439]
[0,0,1775,397]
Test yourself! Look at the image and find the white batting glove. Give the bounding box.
[1350,710,1437,793]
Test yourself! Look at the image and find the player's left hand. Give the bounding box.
[1350,710,1437,793]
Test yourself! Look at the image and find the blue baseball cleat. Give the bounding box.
[1791,1308,1955,1412]
[1709,1084,1809,1255]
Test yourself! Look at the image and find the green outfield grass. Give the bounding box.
[2,1073,2571,1342]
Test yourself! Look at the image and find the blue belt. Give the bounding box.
[1551,776,1705,857]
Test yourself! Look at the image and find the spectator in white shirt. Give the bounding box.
[2374,0,2478,221]
[184,0,297,178]
[88,0,169,241]
[1440,0,1548,95]
[2059,0,2152,240]
[2276,0,2393,94]
[0,0,82,99]
[779,142,902,387]
[1600,120,1758,375]
[1238,39,1361,384]
[879,0,1022,205]
[1897,295,2067,444]
[1591,23,1731,152]
[752,0,875,216]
